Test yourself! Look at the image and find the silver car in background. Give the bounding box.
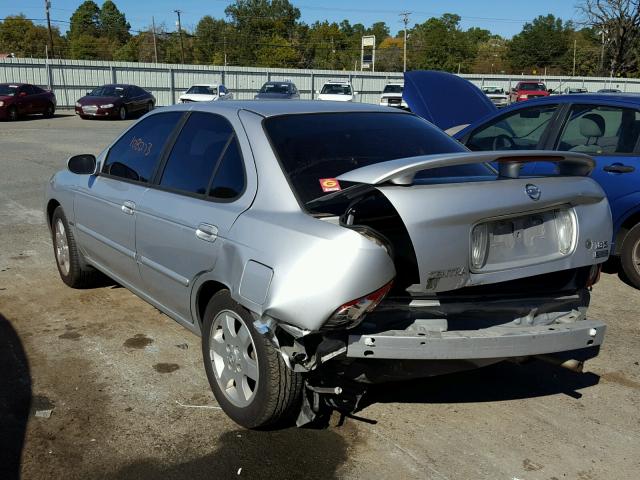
[45,101,611,428]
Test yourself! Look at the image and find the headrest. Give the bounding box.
[580,113,605,138]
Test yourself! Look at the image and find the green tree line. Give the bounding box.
[0,0,635,77]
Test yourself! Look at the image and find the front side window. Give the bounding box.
[466,104,558,151]
[102,112,183,183]
[556,104,640,154]
[264,112,486,204]
[159,112,237,195]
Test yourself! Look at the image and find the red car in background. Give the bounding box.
[509,81,550,103]
[0,83,56,121]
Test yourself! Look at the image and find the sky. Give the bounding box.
[3,0,582,38]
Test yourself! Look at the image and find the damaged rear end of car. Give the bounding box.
[235,107,611,426]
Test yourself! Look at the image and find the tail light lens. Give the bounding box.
[322,281,393,330]
[470,223,489,269]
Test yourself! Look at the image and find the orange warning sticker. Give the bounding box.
[319,178,341,192]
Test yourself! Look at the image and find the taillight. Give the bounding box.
[322,281,393,330]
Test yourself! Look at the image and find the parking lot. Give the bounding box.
[1,112,639,480]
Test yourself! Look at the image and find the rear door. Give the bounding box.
[533,102,640,231]
[135,111,250,323]
[73,111,183,288]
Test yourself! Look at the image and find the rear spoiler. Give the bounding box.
[336,151,595,186]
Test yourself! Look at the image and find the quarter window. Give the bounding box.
[556,104,640,154]
[159,112,236,195]
[102,112,182,183]
[208,138,245,199]
[466,104,558,151]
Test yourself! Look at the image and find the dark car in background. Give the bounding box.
[0,83,56,121]
[75,84,155,120]
[254,81,300,100]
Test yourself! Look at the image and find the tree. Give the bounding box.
[68,1,101,40]
[193,16,229,64]
[507,14,573,74]
[581,0,640,75]
[0,15,65,58]
[100,0,131,44]
[471,36,508,74]
[225,0,301,65]
[408,14,477,72]
[376,36,403,71]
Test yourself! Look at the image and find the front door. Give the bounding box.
[73,111,183,287]
[135,111,248,322]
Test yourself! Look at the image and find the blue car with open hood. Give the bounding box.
[405,70,640,288]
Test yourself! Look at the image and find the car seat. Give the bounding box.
[569,113,605,154]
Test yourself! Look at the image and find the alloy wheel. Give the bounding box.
[54,218,70,276]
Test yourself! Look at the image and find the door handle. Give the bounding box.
[604,164,635,174]
[195,223,218,242]
[121,201,135,215]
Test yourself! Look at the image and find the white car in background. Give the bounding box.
[179,84,233,103]
[380,83,408,109]
[481,85,509,107]
[316,81,357,102]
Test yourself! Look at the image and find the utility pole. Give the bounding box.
[174,9,185,64]
[45,0,55,59]
[572,38,576,76]
[223,35,227,67]
[600,30,605,75]
[152,16,158,63]
[400,11,411,72]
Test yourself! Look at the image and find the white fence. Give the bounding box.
[1,57,639,107]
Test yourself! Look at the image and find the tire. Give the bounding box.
[7,106,17,121]
[118,105,127,120]
[620,223,640,289]
[51,206,98,288]
[146,102,154,113]
[44,102,55,118]
[201,290,303,429]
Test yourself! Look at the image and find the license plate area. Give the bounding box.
[474,208,575,272]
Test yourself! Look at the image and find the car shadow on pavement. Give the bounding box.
[0,313,32,480]
[107,427,349,480]
[362,359,600,409]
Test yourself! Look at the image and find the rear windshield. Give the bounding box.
[321,84,352,95]
[260,83,290,94]
[383,84,403,94]
[0,84,18,96]
[264,112,488,204]
[89,85,125,97]
[520,83,546,91]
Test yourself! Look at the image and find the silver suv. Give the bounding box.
[46,101,610,428]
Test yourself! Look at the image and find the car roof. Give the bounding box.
[154,100,406,118]
[0,82,27,86]
[323,80,351,84]
[263,81,295,85]
[191,83,219,87]
[514,92,640,106]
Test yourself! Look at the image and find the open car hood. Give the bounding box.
[403,70,497,131]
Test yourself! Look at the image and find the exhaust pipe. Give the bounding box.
[535,355,584,373]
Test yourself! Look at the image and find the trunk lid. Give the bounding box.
[337,151,611,293]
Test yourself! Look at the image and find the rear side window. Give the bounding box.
[556,104,640,154]
[103,112,182,183]
[159,112,236,195]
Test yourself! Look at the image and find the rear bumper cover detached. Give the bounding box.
[346,319,606,360]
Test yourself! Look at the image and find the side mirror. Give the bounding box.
[547,89,553,93]
[354,91,359,95]
[68,154,97,175]
[86,91,91,95]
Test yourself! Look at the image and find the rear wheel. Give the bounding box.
[620,223,640,289]
[7,106,17,121]
[202,291,303,429]
[43,102,55,118]
[51,207,99,288]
